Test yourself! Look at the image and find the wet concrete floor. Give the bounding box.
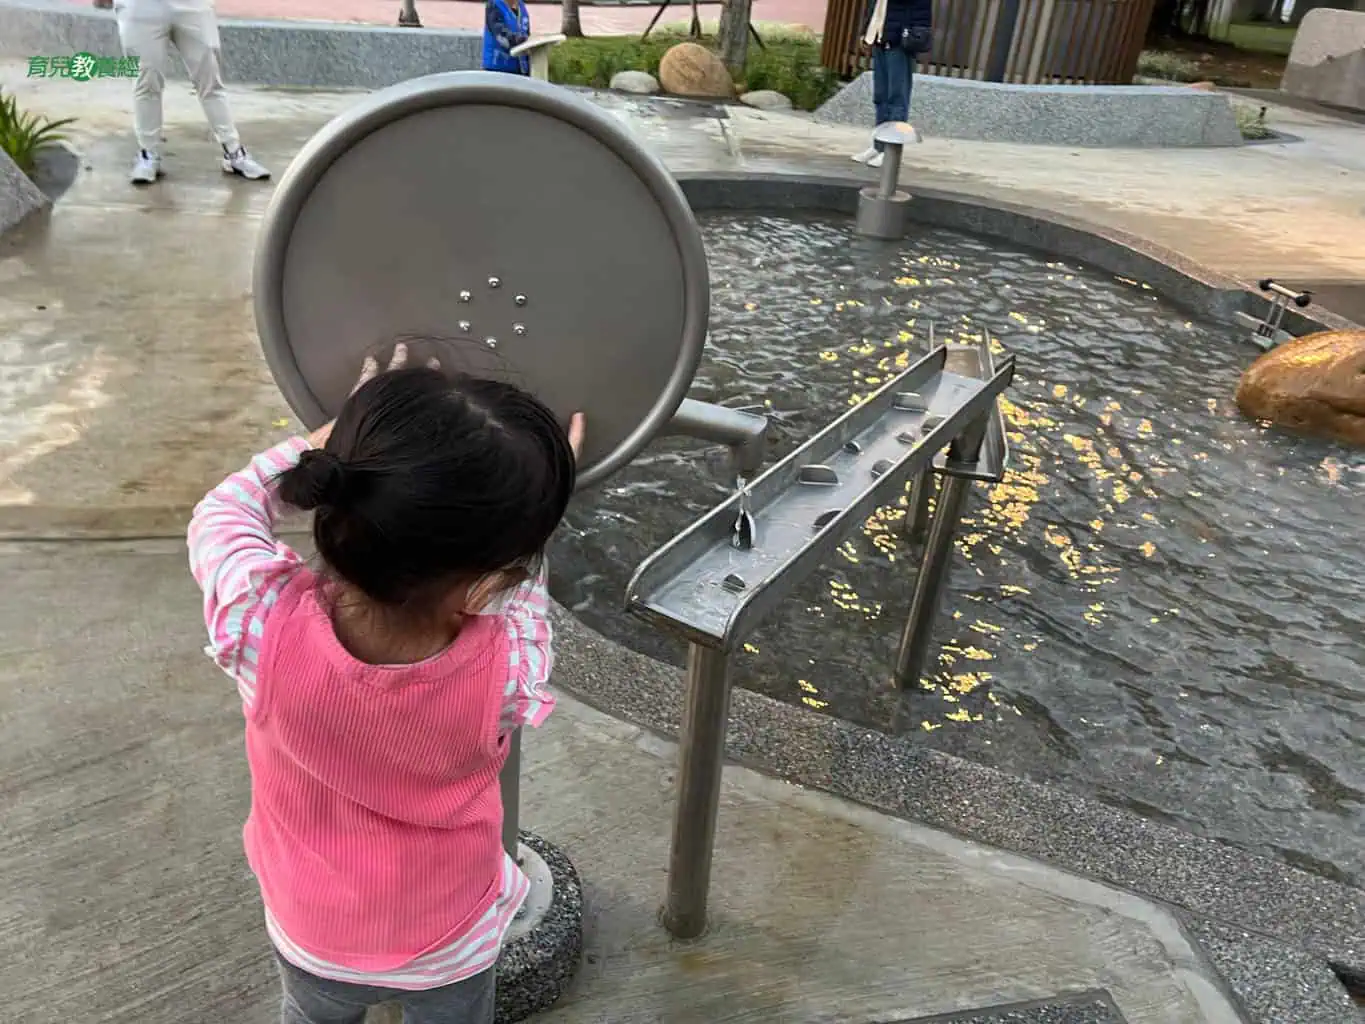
[0,541,1239,1023]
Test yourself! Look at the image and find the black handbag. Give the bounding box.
[901,25,933,55]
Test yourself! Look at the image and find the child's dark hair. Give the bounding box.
[277,368,575,613]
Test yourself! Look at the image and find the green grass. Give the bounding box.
[548,28,841,112]
[1219,21,1297,55]
[0,89,75,175]
[1135,50,1204,83]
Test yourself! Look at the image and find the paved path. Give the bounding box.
[55,0,830,35]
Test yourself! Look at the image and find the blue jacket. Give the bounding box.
[483,0,530,74]
[863,0,932,49]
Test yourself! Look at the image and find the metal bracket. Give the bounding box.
[626,344,1015,941]
[1233,278,1312,351]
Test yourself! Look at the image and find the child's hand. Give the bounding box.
[307,343,438,449]
[568,413,585,463]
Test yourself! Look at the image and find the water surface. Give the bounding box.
[549,213,1365,885]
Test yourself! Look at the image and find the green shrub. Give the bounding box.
[0,90,75,174]
[1235,103,1272,140]
[549,32,841,112]
[1135,50,1202,82]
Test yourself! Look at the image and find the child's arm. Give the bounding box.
[187,438,311,709]
[491,566,557,733]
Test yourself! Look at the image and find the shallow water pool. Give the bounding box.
[548,212,1365,886]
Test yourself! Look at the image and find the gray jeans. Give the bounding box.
[277,955,496,1024]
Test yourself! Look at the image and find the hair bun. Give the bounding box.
[280,449,349,511]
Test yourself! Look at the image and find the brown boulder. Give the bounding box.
[657,42,735,100]
[1235,329,1365,446]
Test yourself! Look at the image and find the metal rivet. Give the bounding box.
[514,294,527,306]
[459,290,471,302]
[488,277,501,289]
[513,323,527,336]
[485,338,498,349]
[458,320,471,332]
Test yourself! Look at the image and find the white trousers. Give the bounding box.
[114,0,240,155]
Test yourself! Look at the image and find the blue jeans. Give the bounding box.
[277,955,496,1024]
[872,45,912,150]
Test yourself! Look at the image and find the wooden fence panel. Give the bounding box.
[821,0,1157,84]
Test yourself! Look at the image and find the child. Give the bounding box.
[188,343,583,1024]
[482,0,531,75]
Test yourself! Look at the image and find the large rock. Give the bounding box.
[609,70,660,95]
[739,89,793,111]
[0,149,51,237]
[1235,329,1365,447]
[657,42,734,100]
[1280,9,1365,114]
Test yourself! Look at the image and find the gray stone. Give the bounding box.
[816,71,1244,148]
[0,0,481,90]
[739,89,793,111]
[1281,9,1365,114]
[888,991,1128,1022]
[1180,917,1363,1024]
[0,147,50,237]
[609,70,659,96]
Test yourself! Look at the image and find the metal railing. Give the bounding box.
[820,0,1157,84]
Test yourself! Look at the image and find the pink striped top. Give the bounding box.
[187,437,557,990]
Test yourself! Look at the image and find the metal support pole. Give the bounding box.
[893,419,989,688]
[397,0,421,26]
[876,143,904,200]
[500,727,522,861]
[662,643,733,940]
[903,469,934,542]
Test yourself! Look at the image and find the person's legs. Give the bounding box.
[277,956,383,1024]
[854,46,890,163]
[399,967,496,1024]
[169,3,270,178]
[115,0,172,181]
[886,45,912,126]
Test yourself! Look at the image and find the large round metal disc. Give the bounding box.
[253,72,709,489]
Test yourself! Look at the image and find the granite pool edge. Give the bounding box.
[566,170,1361,1023]
[547,604,1364,1024]
[673,171,1361,337]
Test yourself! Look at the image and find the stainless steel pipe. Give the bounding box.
[662,398,769,478]
[662,643,734,940]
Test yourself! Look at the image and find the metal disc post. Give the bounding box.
[500,727,522,860]
[662,643,734,940]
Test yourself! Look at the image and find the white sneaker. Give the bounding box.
[867,151,885,168]
[222,147,270,181]
[851,146,878,164]
[130,150,161,185]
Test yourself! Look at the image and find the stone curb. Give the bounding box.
[817,71,1245,149]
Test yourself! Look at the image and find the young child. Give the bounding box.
[188,343,583,1023]
[482,0,531,75]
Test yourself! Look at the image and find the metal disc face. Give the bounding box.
[254,72,710,489]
